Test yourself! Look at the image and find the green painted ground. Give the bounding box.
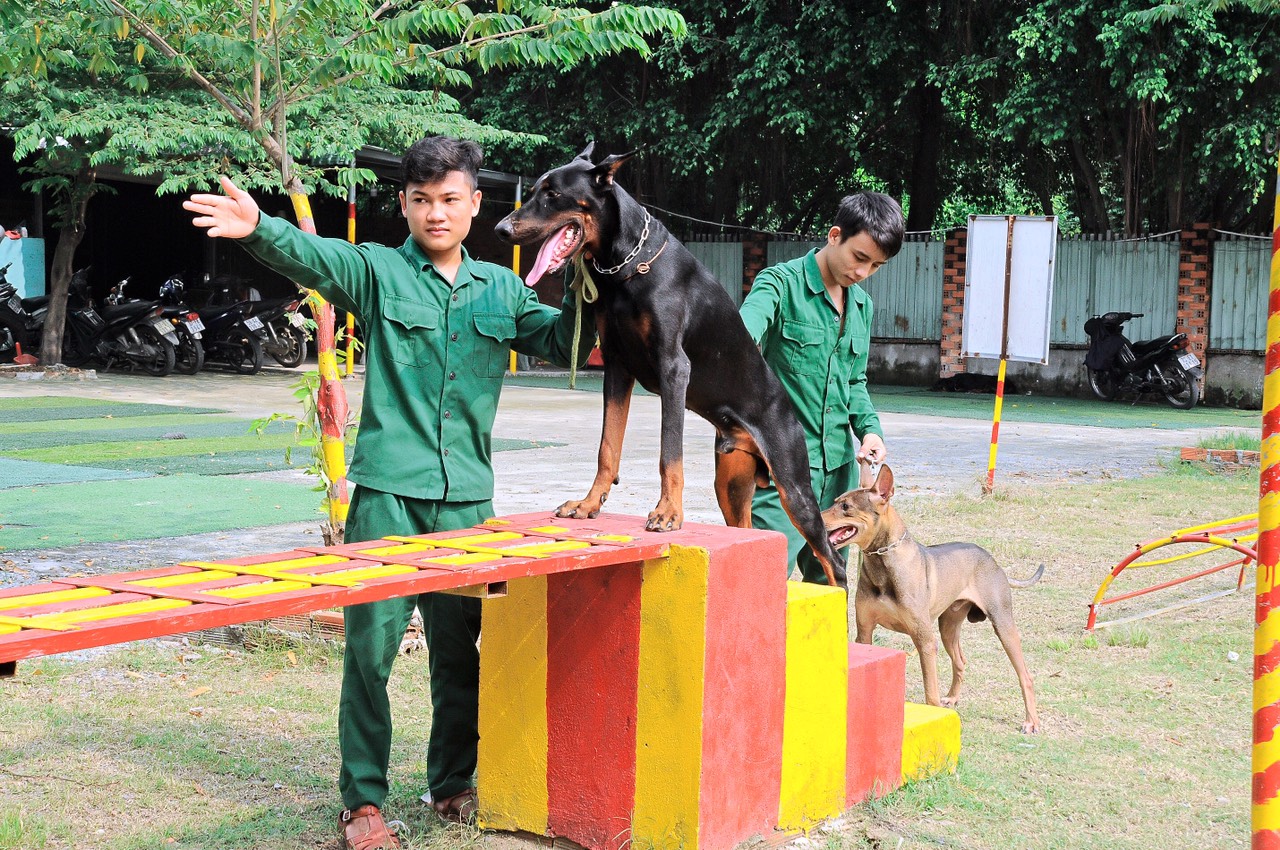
[0,476,324,550]
[0,458,152,488]
[0,396,224,422]
[505,372,1262,430]
[0,397,565,549]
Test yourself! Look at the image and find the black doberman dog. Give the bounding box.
[495,144,846,587]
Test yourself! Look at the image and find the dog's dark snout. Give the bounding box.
[494,217,514,244]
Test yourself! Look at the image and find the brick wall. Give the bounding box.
[1177,223,1214,383]
[743,231,769,301]
[939,228,968,377]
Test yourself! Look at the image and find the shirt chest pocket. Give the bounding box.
[778,319,826,376]
[383,297,439,366]
[472,311,517,378]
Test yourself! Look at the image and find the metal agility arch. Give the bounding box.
[1086,512,1257,631]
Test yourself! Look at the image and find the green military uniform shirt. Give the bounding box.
[739,248,882,471]
[240,213,588,502]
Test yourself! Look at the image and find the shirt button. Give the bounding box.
[443,448,450,457]
[451,332,458,342]
[449,371,456,380]
[452,294,459,302]
[444,410,452,419]
[825,407,832,413]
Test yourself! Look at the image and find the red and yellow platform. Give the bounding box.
[0,512,958,848]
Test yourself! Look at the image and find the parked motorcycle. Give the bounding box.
[193,297,267,374]
[154,276,206,374]
[62,268,179,375]
[243,297,309,368]
[0,262,47,363]
[1083,311,1203,409]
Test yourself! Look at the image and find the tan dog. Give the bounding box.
[822,465,1042,733]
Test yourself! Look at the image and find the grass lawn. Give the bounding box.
[0,459,1256,850]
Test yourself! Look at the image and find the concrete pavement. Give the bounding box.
[0,366,1234,578]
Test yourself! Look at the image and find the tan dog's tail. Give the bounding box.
[1008,563,1045,588]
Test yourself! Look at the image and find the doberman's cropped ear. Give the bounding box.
[575,141,596,162]
[590,148,642,186]
[874,465,895,503]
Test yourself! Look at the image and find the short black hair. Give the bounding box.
[833,192,905,258]
[401,136,483,191]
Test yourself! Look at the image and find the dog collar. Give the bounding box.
[592,211,652,276]
[867,531,908,556]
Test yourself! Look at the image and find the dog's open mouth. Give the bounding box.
[524,223,583,287]
[827,525,859,549]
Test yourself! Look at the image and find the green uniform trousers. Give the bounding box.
[338,486,491,810]
[751,460,859,584]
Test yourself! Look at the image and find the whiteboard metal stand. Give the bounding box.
[983,216,1017,494]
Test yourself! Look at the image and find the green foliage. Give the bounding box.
[0,0,685,198]
[470,0,1279,235]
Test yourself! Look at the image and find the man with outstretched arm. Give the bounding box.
[185,136,592,850]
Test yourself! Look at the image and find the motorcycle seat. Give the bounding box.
[1131,334,1181,356]
[101,299,162,323]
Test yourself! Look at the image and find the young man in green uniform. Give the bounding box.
[185,137,591,849]
[739,192,904,584]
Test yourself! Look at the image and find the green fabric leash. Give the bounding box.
[567,255,599,390]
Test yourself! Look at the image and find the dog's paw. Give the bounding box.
[555,499,602,519]
[645,506,683,532]
[1021,719,1040,734]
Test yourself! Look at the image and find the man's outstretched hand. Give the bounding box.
[183,175,261,239]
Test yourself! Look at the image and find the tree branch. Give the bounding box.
[99,0,255,130]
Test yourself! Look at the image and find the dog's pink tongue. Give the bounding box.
[524,225,573,288]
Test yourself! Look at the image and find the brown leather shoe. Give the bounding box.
[432,787,478,825]
[340,805,401,850]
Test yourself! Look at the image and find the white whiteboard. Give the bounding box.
[961,215,1058,364]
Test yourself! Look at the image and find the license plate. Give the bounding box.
[153,318,173,335]
[7,296,21,313]
[184,317,205,333]
[244,316,264,331]
[288,312,306,328]
[1178,352,1200,370]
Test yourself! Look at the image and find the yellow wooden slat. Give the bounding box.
[0,613,81,632]
[179,561,361,588]
[0,587,109,611]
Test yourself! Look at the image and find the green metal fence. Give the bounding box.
[1209,235,1271,351]
[1051,234,1180,345]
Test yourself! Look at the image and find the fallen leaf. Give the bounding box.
[126,671,144,679]
[187,686,211,698]
[287,651,297,667]
[194,782,208,796]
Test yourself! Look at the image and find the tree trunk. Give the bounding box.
[283,176,349,546]
[39,169,97,366]
[904,81,945,232]
[1068,136,1109,232]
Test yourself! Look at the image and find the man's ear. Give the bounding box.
[398,190,408,218]
[575,141,596,162]
[590,149,641,186]
[471,189,482,216]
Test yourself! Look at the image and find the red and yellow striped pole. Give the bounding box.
[289,190,349,537]
[1256,147,1280,848]
[510,180,523,373]
[983,357,1008,494]
[344,169,357,378]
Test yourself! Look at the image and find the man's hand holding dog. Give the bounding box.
[857,433,886,465]
[183,176,261,240]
